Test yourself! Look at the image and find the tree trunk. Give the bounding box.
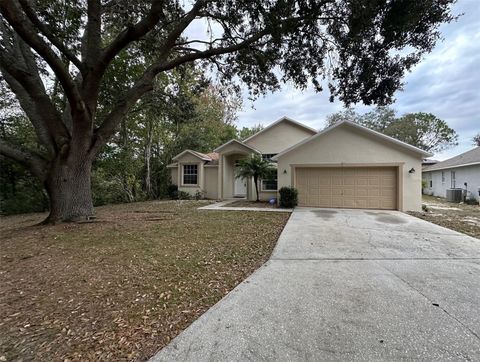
[254,176,259,202]
[144,119,153,198]
[42,155,94,224]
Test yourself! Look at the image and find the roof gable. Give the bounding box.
[423,147,480,172]
[272,120,432,160]
[172,149,212,161]
[213,139,260,153]
[243,116,317,143]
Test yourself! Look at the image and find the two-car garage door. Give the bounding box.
[296,167,398,210]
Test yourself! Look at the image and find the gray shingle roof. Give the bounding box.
[423,147,480,172]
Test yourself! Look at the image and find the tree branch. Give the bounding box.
[83,0,102,67]
[100,0,166,69]
[0,36,70,152]
[0,0,84,114]
[16,0,84,72]
[0,139,48,180]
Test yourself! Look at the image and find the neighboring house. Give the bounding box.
[422,147,480,202]
[169,116,431,211]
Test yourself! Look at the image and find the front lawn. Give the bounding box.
[408,195,480,238]
[0,201,289,361]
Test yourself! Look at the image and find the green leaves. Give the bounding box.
[326,106,459,153]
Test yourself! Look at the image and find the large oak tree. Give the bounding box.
[0,0,455,223]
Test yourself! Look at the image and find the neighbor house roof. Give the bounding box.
[272,120,432,160]
[423,147,480,172]
[242,116,317,143]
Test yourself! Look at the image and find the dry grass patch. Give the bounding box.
[408,195,480,239]
[0,200,289,361]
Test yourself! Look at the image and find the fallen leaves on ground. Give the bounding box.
[0,200,290,361]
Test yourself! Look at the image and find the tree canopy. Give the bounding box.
[0,0,457,222]
[325,107,458,153]
[473,134,480,147]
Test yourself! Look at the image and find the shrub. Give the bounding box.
[177,191,191,200]
[167,184,178,199]
[279,186,298,208]
[465,197,479,205]
[194,190,205,200]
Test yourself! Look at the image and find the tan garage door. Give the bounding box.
[296,167,397,210]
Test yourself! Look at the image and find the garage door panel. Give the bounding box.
[318,197,332,207]
[356,178,368,186]
[296,167,397,210]
[367,188,381,197]
[332,188,343,196]
[343,188,355,197]
[332,177,343,186]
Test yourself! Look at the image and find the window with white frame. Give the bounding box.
[261,169,277,191]
[441,171,445,183]
[183,164,198,185]
[451,171,456,188]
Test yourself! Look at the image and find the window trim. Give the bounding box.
[181,163,199,186]
[441,171,445,183]
[261,169,278,191]
[451,170,456,188]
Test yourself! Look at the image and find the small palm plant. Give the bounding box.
[236,154,275,202]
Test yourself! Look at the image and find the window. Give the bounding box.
[183,164,198,185]
[441,171,445,183]
[262,154,277,161]
[451,171,456,188]
[429,180,433,188]
[261,169,277,191]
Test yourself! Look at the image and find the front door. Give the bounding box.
[234,176,247,197]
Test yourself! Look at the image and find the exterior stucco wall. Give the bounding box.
[423,165,480,201]
[174,153,205,196]
[170,167,178,185]
[246,177,277,201]
[244,122,315,154]
[276,125,423,211]
[204,167,219,199]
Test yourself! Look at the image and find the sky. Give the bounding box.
[233,0,480,161]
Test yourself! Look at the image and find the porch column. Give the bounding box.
[218,154,224,199]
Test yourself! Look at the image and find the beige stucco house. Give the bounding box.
[168,117,431,211]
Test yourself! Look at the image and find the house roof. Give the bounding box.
[169,151,219,166]
[422,159,439,165]
[213,139,261,153]
[272,120,432,160]
[172,149,213,161]
[423,147,480,172]
[242,116,317,143]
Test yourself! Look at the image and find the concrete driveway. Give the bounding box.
[152,208,480,361]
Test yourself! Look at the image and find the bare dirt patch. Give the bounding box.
[408,195,480,239]
[0,200,289,361]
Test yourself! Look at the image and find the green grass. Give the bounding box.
[0,200,290,361]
